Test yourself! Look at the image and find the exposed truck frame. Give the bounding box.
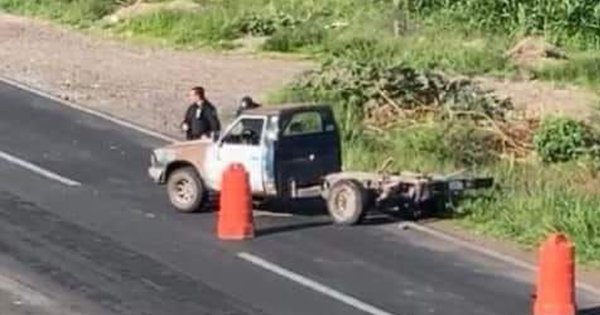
[148,103,493,225]
[320,171,493,225]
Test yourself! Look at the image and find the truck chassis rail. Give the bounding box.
[320,171,494,225]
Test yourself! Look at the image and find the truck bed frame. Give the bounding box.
[320,171,494,225]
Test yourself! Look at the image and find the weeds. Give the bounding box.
[3,0,600,84]
[410,0,600,50]
[114,9,240,47]
[272,56,600,264]
[0,0,122,27]
[534,54,600,87]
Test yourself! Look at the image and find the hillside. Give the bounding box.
[2,0,600,265]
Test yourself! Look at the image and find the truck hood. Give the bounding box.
[152,139,214,166]
[162,139,213,151]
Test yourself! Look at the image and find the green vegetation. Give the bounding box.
[271,57,600,264]
[533,117,596,163]
[3,0,600,263]
[2,0,599,83]
[534,54,600,87]
[0,0,121,27]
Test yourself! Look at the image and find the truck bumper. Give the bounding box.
[148,166,166,184]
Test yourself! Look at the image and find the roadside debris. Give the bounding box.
[296,60,540,159]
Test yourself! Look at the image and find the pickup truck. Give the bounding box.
[148,103,493,225]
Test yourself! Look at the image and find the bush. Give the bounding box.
[533,117,593,163]
[262,24,327,52]
[233,11,303,37]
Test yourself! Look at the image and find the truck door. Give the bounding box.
[215,116,266,193]
[274,109,341,197]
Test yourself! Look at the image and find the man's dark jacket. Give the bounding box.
[182,101,221,140]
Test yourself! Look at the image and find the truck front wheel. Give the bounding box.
[326,179,369,225]
[167,166,205,213]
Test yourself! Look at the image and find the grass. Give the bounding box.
[534,54,600,87]
[364,128,600,264]
[112,8,240,48]
[269,82,600,265]
[0,0,119,27]
[461,161,600,265]
[2,0,600,83]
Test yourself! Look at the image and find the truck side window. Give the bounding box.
[222,118,264,146]
[283,112,323,136]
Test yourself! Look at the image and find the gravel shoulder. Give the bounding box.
[0,13,312,139]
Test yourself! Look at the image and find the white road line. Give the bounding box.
[0,150,81,187]
[6,76,600,297]
[1,77,297,217]
[237,252,398,315]
[0,76,175,143]
[398,222,534,271]
[399,222,600,297]
[254,210,294,218]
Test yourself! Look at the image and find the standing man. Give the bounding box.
[181,86,221,140]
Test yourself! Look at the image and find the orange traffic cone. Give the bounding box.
[533,233,576,315]
[217,163,254,240]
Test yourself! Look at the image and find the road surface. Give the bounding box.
[0,80,598,315]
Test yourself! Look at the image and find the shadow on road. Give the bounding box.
[580,307,600,315]
[256,197,327,217]
[253,195,485,230]
[256,221,332,237]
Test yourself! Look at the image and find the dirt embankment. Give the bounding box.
[1,14,597,140]
[0,13,312,139]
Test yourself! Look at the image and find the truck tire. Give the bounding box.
[326,179,369,225]
[166,166,205,213]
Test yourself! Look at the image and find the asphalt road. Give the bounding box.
[0,80,598,315]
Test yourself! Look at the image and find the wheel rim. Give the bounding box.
[173,178,196,206]
[332,187,354,219]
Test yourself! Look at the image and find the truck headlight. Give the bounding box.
[153,148,175,164]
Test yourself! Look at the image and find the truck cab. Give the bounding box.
[148,104,341,213]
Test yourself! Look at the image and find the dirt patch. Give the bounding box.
[491,37,599,120]
[506,36,568,72]
[477,77,597,121]
[0,13,313,139]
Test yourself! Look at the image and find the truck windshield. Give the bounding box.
[222,117,264,146]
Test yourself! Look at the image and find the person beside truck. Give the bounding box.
[235,96,261,117]
[181,86,221,140]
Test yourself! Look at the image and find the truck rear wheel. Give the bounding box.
[167,166,205,213]
[326,179,369,225]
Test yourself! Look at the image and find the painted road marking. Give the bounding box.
[6,76,600,298]
[398,222,600,297]
[1,77,297,218]
[0,273,55,309]
[238,252,397,315]
[254,210,294,218]
[0,150,81,187]
[0,76,174,143]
